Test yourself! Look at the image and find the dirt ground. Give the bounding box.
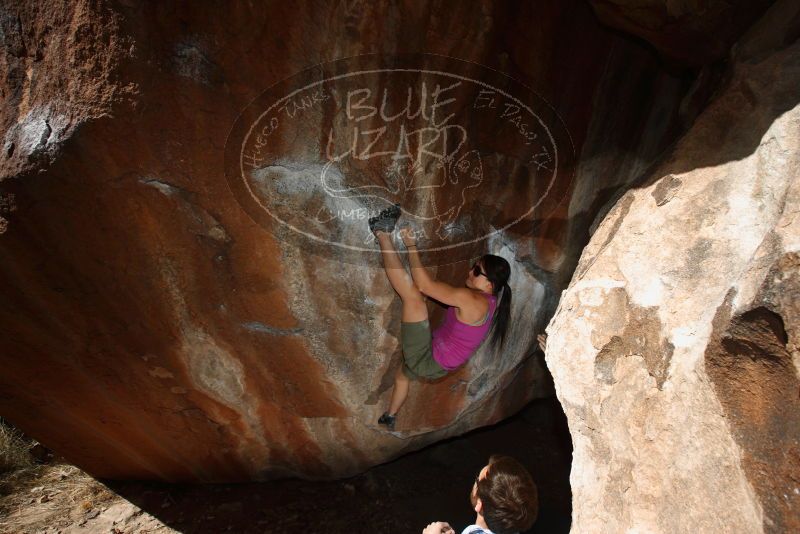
[0,397,571,534]
[0,464,169,533]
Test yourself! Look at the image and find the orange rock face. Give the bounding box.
[1,0,695,481]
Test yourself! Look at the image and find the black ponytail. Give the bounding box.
[481,254,511,349]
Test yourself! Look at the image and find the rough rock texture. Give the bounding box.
[546,5,800,531]
[0,0,697,481]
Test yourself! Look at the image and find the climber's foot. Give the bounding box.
[369,203,401,235]
[378,412,396,431]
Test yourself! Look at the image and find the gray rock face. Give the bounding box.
[546,20,800,534]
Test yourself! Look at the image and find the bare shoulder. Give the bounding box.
[420,280,473,308]
[447,285,479,307]
[455,290,492,323]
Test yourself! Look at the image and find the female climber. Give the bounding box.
[369,204,512,431]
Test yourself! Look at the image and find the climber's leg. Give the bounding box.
[375,231,428,323]
[375,231,430,429]
[388,366,410,415]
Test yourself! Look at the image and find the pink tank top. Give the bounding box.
[432,294,497,371]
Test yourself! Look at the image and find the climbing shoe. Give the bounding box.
[368,203,401,234]
[378,412,396,431]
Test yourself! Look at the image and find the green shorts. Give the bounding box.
[400,319,448,380]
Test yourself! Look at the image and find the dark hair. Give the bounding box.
[481,254,511,349]
[476,455,538,534]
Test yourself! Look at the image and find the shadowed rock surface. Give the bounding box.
[0,0,702,482]
[588,0,776,67]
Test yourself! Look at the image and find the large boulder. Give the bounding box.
[1,0,694,481]
[546,7,800,531]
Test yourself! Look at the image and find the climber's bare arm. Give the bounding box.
[400,228,473,308]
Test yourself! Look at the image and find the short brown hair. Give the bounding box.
[476,455,538,533]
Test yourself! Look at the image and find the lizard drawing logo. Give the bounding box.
[319,147,483,240]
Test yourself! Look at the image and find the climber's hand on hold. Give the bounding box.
[398,226,417,249]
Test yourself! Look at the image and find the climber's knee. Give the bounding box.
[401,296,428,323]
